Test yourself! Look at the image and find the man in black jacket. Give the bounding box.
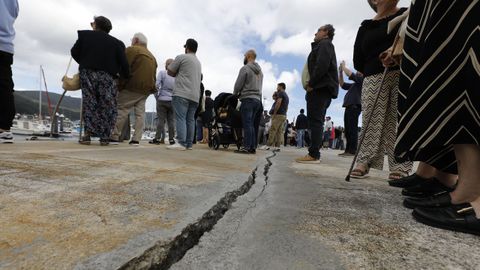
[295,109,308,148]
[296,24,338,163]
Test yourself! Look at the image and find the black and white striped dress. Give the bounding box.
[395,0,480,174]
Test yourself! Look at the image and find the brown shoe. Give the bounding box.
[295,155,320,164]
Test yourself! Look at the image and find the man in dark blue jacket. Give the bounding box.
[296,24,338,163]
[338,61,363,156]
[295,109,308,148]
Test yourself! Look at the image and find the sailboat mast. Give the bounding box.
[39,66,42,120]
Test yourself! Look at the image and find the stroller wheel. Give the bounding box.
[223,144,229,149]
[212,136,220,150]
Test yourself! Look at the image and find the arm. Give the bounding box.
[353,25,366,73]
[233,67,246,96]
[71,32,81,63]
[118,42,130,79]
[272,98,282,116]
[167,56,180,77]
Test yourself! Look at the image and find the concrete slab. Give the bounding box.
[171,148,480,270]
[0,141,259,270]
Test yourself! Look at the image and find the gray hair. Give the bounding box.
[133,32,148,45]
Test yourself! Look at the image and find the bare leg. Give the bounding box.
[450,145,480,207]
[415,162,436,178]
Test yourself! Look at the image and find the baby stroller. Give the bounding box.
[208,93,243,150]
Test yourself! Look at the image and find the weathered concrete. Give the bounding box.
[2,141,480,270]
[172,148,480,270]
[0,140,260,270]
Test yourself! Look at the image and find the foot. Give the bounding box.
[79,135,91,145]
[169,140,175,145]
[100,139,110,146]
[388,171,409,180]
[167,143,186,151]
[388,173,429,188]
[234,147,253,154]
[295,155,320,164]
[402,178,455,198]
[129,140,140,146]
[413,205,480,236]
[350,165,369,179]
[258,145,270,150]
[0,130,14,144]
[403,192,469,209]
[109,139,120,145]
[148,139,161,145]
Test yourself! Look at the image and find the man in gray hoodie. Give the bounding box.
[233,49,263,154]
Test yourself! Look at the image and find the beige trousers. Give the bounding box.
[112,90,149,142]
[267,114,286,147]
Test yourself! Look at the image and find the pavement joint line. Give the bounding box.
[117,156,267,270]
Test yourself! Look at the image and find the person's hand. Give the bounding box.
[379,48,397,67]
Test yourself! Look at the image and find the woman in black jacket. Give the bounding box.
[71,16,129,145]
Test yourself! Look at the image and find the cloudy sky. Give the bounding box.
[12,0,410,126]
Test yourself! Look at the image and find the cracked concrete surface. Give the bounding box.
[0,141,260,270]
[171,148,480,270]
[2,142,480,270]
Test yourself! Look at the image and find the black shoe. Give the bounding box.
[149,139,161,145]
[388,173,429,188]
[248,149,256,154]
[100,139,110,146]
[129,140,140,146]
[403,192,470,209]
[169,140,175,145]
[110,139,120,145]
[234,148,251,154]
[413,205,480,236]
[402,178,455,198]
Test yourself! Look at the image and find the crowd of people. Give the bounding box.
[1,0,478,235]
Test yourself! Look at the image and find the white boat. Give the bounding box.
[11,115,49,136]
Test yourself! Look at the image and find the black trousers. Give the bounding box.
[0,51,15,130]
[344,104,361,154]
[306,89,332,159]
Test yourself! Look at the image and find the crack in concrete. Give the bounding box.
[118,166,259,270]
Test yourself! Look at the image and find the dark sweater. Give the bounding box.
[353,8,407,76]
[295,113,308,129]
[307,38,339,98]
[71,30,129,78]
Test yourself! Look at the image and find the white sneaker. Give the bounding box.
[259,145,270,150]
[167,143,186,151]
[0,131,14,144]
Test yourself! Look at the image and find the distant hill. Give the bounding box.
[14,91,81,120]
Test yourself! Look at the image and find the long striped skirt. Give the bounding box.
[394,0,480,174]
[357,70,413,173]
[79,69,118,140]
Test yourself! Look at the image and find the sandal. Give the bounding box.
[388,171,408,181]
[350,166,369,179]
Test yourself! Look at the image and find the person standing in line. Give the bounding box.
[200,90,214,143]
[167,38,202,151]
[295,24,339,164]
[233,49,263,154]
[260,83,289,151]
[258,110,270,146]
[0,0,18,144]
[71,16,129,146]
[349,0,412,179]
[110,32,157,146]
[149,58,175,145]
[338,60,363,156]
[295,109,308,148]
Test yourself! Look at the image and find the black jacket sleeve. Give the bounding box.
[71,34,81,64]
[353,24,366,73]
[117,41,130,79]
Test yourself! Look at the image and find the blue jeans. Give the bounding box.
[296,129,306,147]
[240,98,262,150]
[306,89,332,159]
[172,96,198,148]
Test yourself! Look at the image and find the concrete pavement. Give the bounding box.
[1,141,479,269]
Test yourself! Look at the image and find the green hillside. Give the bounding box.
[14,91,81,120]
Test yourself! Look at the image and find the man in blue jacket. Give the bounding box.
[296,24,339,163]
[0,0,18,143]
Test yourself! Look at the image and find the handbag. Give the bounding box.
[61,57,80,91]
